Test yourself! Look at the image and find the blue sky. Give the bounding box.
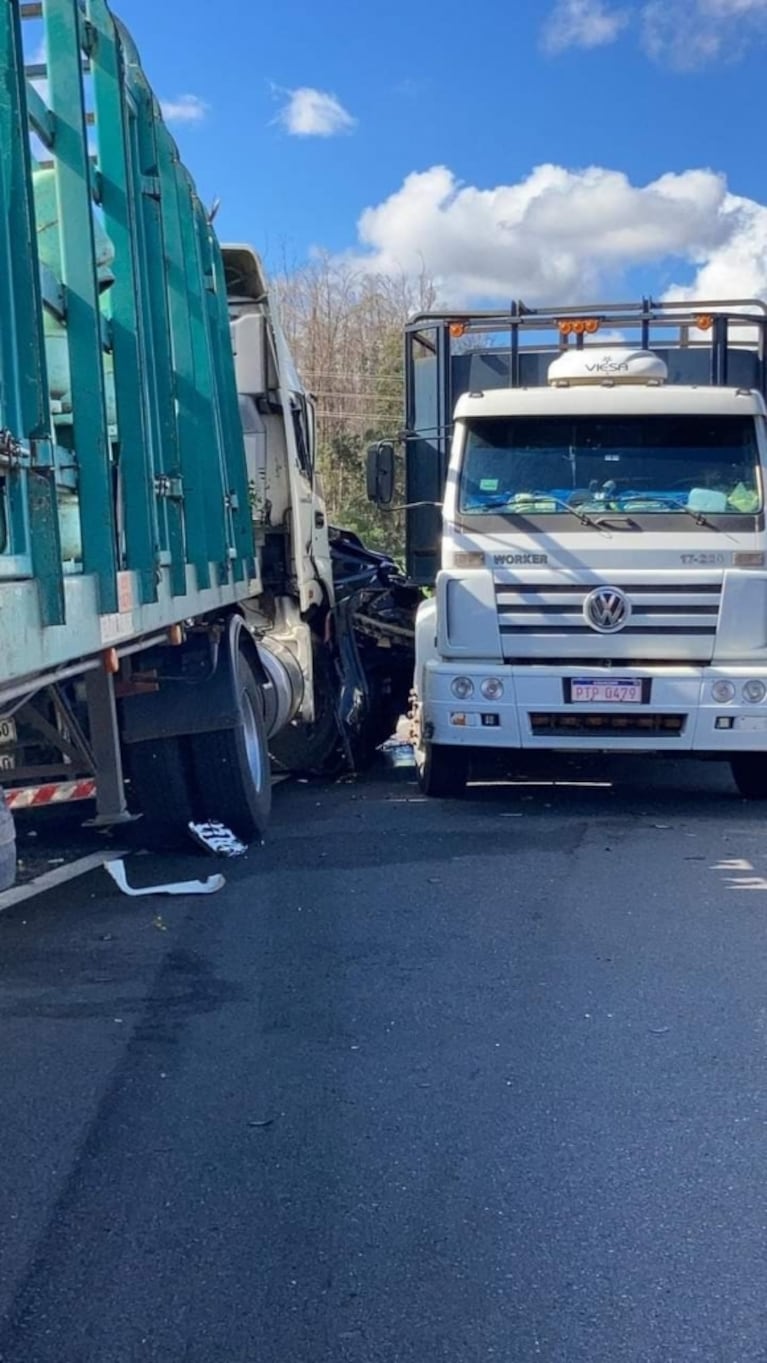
[115,0,767,304]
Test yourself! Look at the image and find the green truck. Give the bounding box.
[0,0,417,887]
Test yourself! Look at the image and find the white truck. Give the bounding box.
[368,300,767,799]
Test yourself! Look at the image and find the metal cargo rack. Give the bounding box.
[0,0,255,691]
[403,298,767,583]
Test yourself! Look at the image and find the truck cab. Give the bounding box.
[373,300,767,798]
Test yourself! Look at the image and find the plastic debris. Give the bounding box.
[105,858,225,897]
[187,821,247,858]
[379,739,415,769]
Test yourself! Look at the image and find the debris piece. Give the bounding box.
[187,821,246,858]
[105,858,225,897]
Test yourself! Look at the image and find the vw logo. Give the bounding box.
[583,586,631,633]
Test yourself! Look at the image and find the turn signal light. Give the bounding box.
[449,322,466,339]
[695,314,714,331]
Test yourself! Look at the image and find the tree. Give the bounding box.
[274,255,437,560]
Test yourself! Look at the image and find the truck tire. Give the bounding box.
[417,742,469,798]
[0,790,16,891]
[190,649,271,841]
[730,754,767,799]
[268,643,344,776]
[127,736,199,846]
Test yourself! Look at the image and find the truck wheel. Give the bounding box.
[0,790,16,891]
[190,650,271,841]
[127,736,198,846]
[269,643,343,776]
[730,754,767,799]
[417,742,469,798]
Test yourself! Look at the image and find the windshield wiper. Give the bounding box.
[539,493,603,528]
[611,495,716,528]
[469,492,601,529]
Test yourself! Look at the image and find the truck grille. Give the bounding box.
[494,578,722,661]
[530,712,686,737]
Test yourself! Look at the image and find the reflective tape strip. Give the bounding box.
[4,780,96,809]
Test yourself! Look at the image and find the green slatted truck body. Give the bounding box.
[0,0,255,663]
[0,0,327,877]
[0,0,419,885]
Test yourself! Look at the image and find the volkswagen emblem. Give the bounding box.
[583,586,631,633]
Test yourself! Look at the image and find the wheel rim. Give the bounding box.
[241,689,264,791]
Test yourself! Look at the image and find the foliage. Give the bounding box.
[274,253,436,562]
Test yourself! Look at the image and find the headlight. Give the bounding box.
[451,676,474,700]
[480,677,504,700]
[744,680,767,703]
[712,680,736,703]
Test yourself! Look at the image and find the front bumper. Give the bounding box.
[422,662,767,752]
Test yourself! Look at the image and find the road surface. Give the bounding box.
[0,754,766,1362]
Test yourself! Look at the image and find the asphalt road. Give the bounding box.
[1,753,766,1362]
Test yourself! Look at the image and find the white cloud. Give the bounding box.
[351,163,744,305]
[664,194,767,301]
[160,94,209,125]
[543,0,629,51]
[276,87,356,137]
[642,0,767,65]
[703,0,767,14]
[543,0,767,64]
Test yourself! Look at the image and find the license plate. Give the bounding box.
[734,716,767,732]
[0,752,15,771]
[0,718,16,746]
[571,678,642,704]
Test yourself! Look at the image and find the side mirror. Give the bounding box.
[366,441,395,506]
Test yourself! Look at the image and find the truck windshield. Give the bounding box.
[459,415,762,517]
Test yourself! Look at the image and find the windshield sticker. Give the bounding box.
[480,478,499,491]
